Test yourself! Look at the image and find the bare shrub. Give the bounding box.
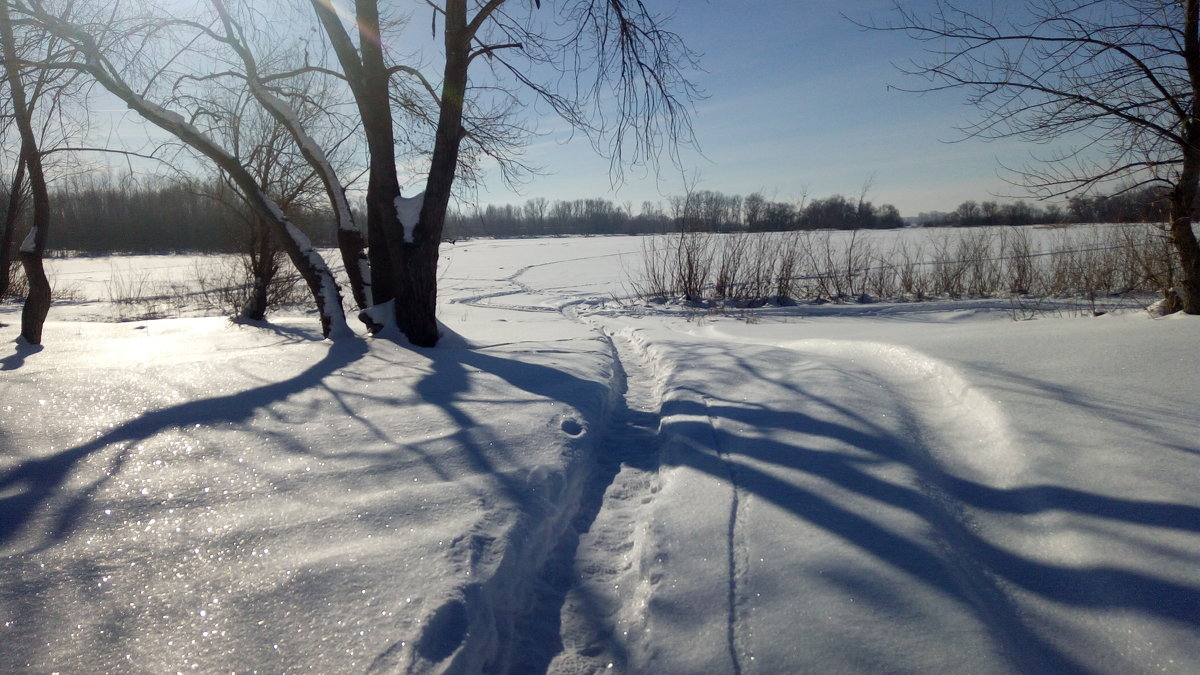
[712,232,749,300]
[3,261,27,300]
[1000,227,1037,295]
[193,255,308,316]
[627,224,1173,313]
[893,239,928,299]
[674,230,711,302]
[628,235,675,300]
[1117,223,1179,309]
[774,232,803,299]
[105,263,188,321]
[865,250,898,299]
[928,232,968,297]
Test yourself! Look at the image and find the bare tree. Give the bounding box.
[6,0,353,337]
[2,1,52,342]
[202,86,340,321]
[11,0,697,343]
[309,0,699,345]
[878,0,1200,313]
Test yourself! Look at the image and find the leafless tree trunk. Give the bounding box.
[312,0,697,346]
[209,0,372,315]
[1,2,50,343]
[13,0,696,344]
[878,0,1200,313]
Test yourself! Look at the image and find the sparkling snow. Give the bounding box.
[2,234,1197,673]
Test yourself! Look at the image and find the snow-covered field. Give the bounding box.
[2,234,1197,673]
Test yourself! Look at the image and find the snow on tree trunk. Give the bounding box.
[209,0,372,318]
[395,192,425,244]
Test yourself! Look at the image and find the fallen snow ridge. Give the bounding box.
[1,234,1198,673]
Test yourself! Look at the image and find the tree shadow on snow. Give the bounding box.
[0,340,43,371]
[654,341,1200,674]
[0,336,370,551]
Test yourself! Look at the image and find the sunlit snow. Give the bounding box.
[2,234,1197,673]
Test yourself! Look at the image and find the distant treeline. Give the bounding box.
[2,177,336,255]
[444,191,906,239]
[918,185,1171,227]
[0,180,1178,255]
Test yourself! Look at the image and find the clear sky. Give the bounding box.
[464,0,1053,218]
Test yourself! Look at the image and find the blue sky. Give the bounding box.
[79,1,1050,218]
[465,0,1051,217]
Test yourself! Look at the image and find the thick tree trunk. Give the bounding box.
[2,3,52,344]
[239,217,274,321]
[312,0,471,346]
[1178,0,1200,314]
[1168,188,1200,314]
[390,0,470,347]
[19,251,50,343]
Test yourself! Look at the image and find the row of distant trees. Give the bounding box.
[22,177,337,254]
[448,190,904,239]
[918,186,1172,228]
[447,186,1179,239]
[1,181,1182,254]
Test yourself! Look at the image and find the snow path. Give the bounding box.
[439,239,1200,672]
[453,249,1028,671]
[541,327,666,673]
[448,244,676,672]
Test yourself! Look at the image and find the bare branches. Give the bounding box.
[870,0,1193,197]
[872,0,1200,311]
[475,0,701,183]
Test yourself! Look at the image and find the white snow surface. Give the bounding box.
[2,234,1198,673]
[18,227,36,254]
[396,192,426,244]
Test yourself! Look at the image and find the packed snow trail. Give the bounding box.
[539,327,666,673]
[441,237,1200,673]
[452,239,1046,671]
[586,326,1016,672]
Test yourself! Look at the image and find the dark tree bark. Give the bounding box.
[1,2,51,344]
[238,215,276,322]
[1170,1,1200,314]
[393,0,470,348]
[310,0,455,346]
